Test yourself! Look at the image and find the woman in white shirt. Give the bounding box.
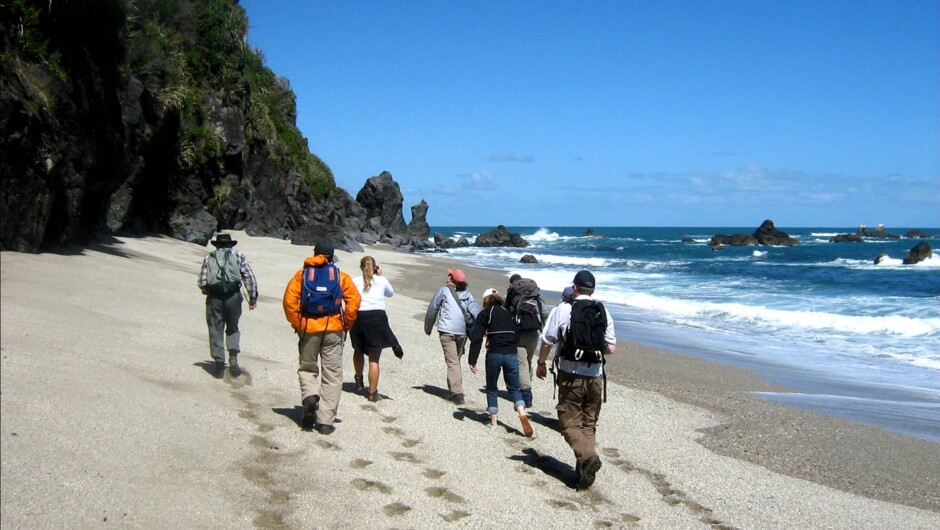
[350,256,403,401]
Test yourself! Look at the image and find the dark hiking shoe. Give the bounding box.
[451,394,465,405]
[213,362,225,380]
[301,395,319,430]
[354,375,365,391]
[524,400,533,409]
[315,424,335,435]
[392,344,404,359]
[228,356,242,377]
[577,455,602,491]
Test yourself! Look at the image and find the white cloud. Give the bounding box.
[487,153,534,163]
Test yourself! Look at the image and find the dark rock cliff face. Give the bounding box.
[356,171,408,240]
[0,1,412,253]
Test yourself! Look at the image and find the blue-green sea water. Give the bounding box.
[429,226,940,442]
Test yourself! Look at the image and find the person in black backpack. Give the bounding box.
[535,270,616,491]
[468,288,533,437]
[197,233,258,380]
[504,273,545,408]
[282,240,361,435]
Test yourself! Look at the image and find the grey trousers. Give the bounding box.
[298,331,345,426]
[206,292,242,363]
[439,333,466,397]
[516,330,540,391]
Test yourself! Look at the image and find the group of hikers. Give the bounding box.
[197,233,616,491]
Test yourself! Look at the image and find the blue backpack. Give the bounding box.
[301,264,343,316]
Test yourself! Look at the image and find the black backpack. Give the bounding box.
[559,299,608,364]
[508,278,543,332]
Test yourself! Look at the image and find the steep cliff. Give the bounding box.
[0,0,365,251]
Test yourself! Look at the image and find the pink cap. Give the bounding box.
[448,269,467,282]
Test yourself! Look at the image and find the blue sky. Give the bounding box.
[240,1,938,228]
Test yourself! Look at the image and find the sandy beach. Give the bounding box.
[2,231,938,529]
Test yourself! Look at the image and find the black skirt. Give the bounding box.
[349,310,399,353]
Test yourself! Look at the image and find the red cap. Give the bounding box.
[448,269,466,283]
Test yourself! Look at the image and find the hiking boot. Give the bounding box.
[228,356,242,377]
[213,362,225,380]
[301,395,319,430]
[524,400,533,409]
[451,393,465,405]
[519,415,533,438]
[577,455,602,491]
[368,390,379,402]
[392,344,404,359]
[354,375,364,391]
[315,424,335,435]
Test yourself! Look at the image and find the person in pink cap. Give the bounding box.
[424,268,480,405]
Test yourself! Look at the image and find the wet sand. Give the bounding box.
[1,231,937,528]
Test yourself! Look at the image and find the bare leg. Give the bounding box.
[368,350,382,396]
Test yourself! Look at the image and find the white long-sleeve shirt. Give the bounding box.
[354,275,394,311]
[540,294,616,377]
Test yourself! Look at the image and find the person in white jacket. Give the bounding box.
[424,269,480,405]
[350,256,403,402]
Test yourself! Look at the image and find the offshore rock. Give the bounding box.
[903,242,932,265]
[474,225,529,248]
[520,254,538,264]
[830,233,864,243]
[709,220,797,247]
[752,219,799,246]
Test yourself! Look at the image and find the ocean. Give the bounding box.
[429,226,940,442]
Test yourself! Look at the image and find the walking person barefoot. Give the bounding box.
[350,257,403,402]
[468,288,533,437]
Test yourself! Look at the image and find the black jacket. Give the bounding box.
[468,305,518,365]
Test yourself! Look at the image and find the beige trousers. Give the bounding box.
[298,331,344,426]
[438,333,466,397]
[516,330,540,390]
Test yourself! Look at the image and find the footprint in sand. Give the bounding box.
[351,478,391,494]
[350,459,373,469]
[360,404,379,412]
[425,487,465,504]
[401,438,420,448]
[620,513,641,524]
[382,426,405,436]
[422,468,446,479]
[380,416,397,424]
[547,499,578,511]
[441,509,471,522]
[383,502,411,516]
[315,439,340,451]
[389,451,423,464]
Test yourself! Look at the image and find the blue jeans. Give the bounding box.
[484,352,525,414]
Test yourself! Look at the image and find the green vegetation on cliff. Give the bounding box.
[1,0,337,251]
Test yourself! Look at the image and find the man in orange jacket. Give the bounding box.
[283,239,361,435]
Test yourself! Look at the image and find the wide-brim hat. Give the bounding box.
[211,233,237,247]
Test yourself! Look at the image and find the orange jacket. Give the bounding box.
[282,255,361,334]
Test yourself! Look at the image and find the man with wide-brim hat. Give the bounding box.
[197,232,259,379]
[210,233,238,247]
